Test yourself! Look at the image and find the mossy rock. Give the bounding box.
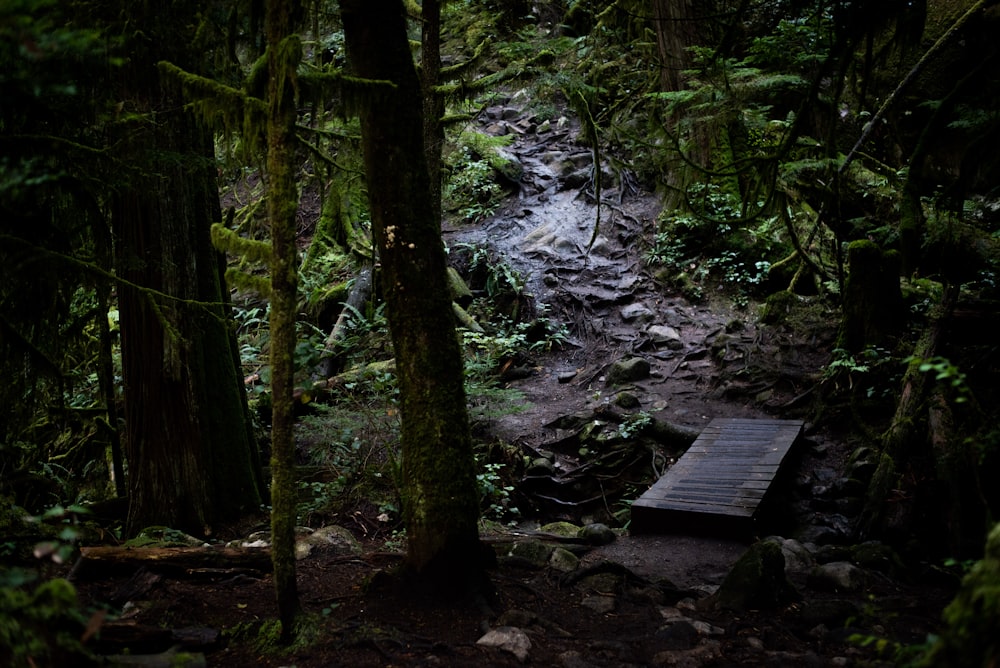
[124,526,205,548]
[539,521,583,538]
[709,540,799,611]
[760,290,797,325]
[508,540,555,567]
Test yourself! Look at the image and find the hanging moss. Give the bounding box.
[210,223,272,265]
[157,60,266,149]
[223,267,271,297]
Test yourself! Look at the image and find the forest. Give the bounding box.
[2,0,999,665]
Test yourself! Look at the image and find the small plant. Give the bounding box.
[823,346,894,396]
[475,459,519,522]
[905,355,972,404]
[617,412,653,439]
[443,131,517,223]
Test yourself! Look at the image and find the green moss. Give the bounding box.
[0,575,94,667]
[921,523,1000,666]
[712,540,799,611]
[760,289,797,325]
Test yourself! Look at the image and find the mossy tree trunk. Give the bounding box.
[838,240,904,352]
[650,0,724,207]
[111,1,263,537]
[342,0,491,597]
[265,0,302,639]
[856,283,961,547]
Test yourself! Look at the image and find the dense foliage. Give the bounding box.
[3,0,1000,662]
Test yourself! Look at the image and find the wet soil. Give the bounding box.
[73,101,960,667]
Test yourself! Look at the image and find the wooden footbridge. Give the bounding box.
[630,418,803,539]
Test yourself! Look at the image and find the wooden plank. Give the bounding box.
[630,418,803,539]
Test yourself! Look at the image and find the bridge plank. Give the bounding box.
[630,418,803,538]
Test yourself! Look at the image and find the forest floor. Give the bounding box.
[73,100,962,667]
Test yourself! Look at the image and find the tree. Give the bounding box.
[107,1,264,536]
[420,0,446,224]
[264,0,303,639]
[341,0,492,597]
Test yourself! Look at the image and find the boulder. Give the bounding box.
[708,540,799,611]
[477,626,532,662]
[605,357,651,386]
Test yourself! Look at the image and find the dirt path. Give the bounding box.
[443,100,838,584]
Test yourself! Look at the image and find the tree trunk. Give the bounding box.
[650,0,720,206]
[342,0,491,598]
[839,240,904,351]
[856,283,960,543]
[112,5,263,537]
[265,0,303,639]
[421,0,445,225]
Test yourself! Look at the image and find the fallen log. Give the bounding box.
[319,264,374,378]
[74,545,272,580]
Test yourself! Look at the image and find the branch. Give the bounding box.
[839,0,993,174]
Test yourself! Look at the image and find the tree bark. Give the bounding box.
[856,283,960,542]
[342,0,491,598]
[839,240,903,351]
[421,0,445,225]
[111,3,263,537]
[75,546,272,578]
[264,0,303,639]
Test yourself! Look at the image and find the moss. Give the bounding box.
[922,523,1000,666]
[711,540,799,611]
[760,289,797,325]
[0,576,94,667]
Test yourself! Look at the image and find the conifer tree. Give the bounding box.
[342,0,492,598]
[264,0,303,638]
[106,1,264,535]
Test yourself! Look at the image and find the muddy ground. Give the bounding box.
[72,101,961,667]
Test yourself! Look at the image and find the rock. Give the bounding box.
[708,540,799,611]
[580,594,616,613]
[578,523,616,546]
[295,525,362,560]
[795,598,860,628]
[104,648,206,667]
[647,324,684,349]
[621,302,655,322]
[846,459,877,486]
[557,370,578,383]
[691,620,725,636]
[548,547,580,573]
[576,572,623,594]
[652,639,723,666]
[613,391,641,408]
[763,536,815,576]
[605,357,650,386]
[850,541,904,575]
[477,626,532,662]
[809,561,866,592]
[508,540,555,567]
[539,521,582,537]
[811,544,852,564]
[126,527,206,549]
[525,457,555,476]
[655,620,699,650]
